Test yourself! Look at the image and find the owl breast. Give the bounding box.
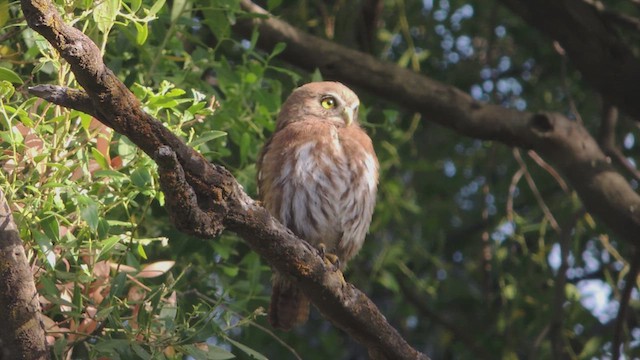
[258,121,378,265]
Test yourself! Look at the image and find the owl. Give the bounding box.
[257,81,379,330]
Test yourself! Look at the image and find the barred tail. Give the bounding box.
[269,276,310,331]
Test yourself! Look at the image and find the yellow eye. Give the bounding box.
[321,96,336,109]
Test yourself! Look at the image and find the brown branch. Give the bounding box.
[526,150,569,193]
[233,0,640,247]
[498,0,640,120]
[550,210,584,359]
[513,148,561,233]
[19,1,428,359]
[612,247,640,360]
[28,85,95,116]
[598,104,640,182]
[0,188,49,359]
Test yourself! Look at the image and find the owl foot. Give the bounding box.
[318,243,340,272]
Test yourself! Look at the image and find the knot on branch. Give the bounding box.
[530,113,554,133]
[155,146,225,238]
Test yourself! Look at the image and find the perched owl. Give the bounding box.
[257,81,379,330]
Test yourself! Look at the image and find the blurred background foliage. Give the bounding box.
[1,0,639,358]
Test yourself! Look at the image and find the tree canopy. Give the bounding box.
[2,0,640,359]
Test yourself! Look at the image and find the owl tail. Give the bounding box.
[269,276,310,331]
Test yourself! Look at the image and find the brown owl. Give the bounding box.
[257,81,379,330]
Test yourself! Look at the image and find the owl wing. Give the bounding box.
[336,125,379,264]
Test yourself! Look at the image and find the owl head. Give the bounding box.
[276,81,360,130]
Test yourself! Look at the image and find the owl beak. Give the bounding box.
[343,105,358,126]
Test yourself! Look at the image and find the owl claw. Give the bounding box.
[318,243,340,272]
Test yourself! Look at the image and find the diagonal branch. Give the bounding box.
[233,0,640,247]
[19,1,427,359]
[498,0,640,120]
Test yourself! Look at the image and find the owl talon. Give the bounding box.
[318,243,340,272]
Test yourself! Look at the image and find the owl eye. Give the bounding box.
[320,96,337,109]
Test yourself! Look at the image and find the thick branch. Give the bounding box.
[20,1,427,358]
[0,188,49,359]
[498,0,640,120]
[233,0,640,247]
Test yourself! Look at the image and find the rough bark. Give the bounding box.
[0,188,49,360]
[20,1,428,359]
[233,0,640,247]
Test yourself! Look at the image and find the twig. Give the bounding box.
[513,148,561,233]
[598,104,640,182]
[527,150,569,193]
[553,41,583,124]
[182,289,303,360]
[612,247,640,360]
[549,210,584,359]
[506,167,525,221]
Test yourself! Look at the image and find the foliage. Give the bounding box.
[1,0,639,359]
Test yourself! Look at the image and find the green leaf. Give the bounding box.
[40,215,60,242]
[226,338,268,360]
[0,80,15,98]
[134,21,148,45]
[181,344,235,360]
[148,0,166,17]
[137,242,147,259]
[93,0,121,34]
[221,265,239,277]
[267,0,282,10]
[34,232,56,268]
[170,0,188,21]
[578,337,601,359]
[97,219,110,239]
[130,344,151,359]
[203,10,230,39]
[97,236,120,262]
[269,42,286,58]
[109,272,127,298]
[131,167,152,188]
[79,198,99,231]
[310,68,324,82]
[0,0,9,27]
[0,67,23,84]
[91,147,110,170]
[128,0,141,12]
[117,137,138,166]
[377,270,399,293]
[190,130,227,147]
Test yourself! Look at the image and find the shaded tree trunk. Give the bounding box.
[0,188,49,360]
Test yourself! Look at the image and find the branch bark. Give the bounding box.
[498,0,640,120]
[233,0,640,247]
[0,188,49,359]
[19,1,427,359]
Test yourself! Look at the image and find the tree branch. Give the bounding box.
[597,104,640,182]
[19,0,427,359]
[233,0,640,247]
[550,210,584,359]
[612,247,640,360]
[0,188,49,359]
[498,0,640,120]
